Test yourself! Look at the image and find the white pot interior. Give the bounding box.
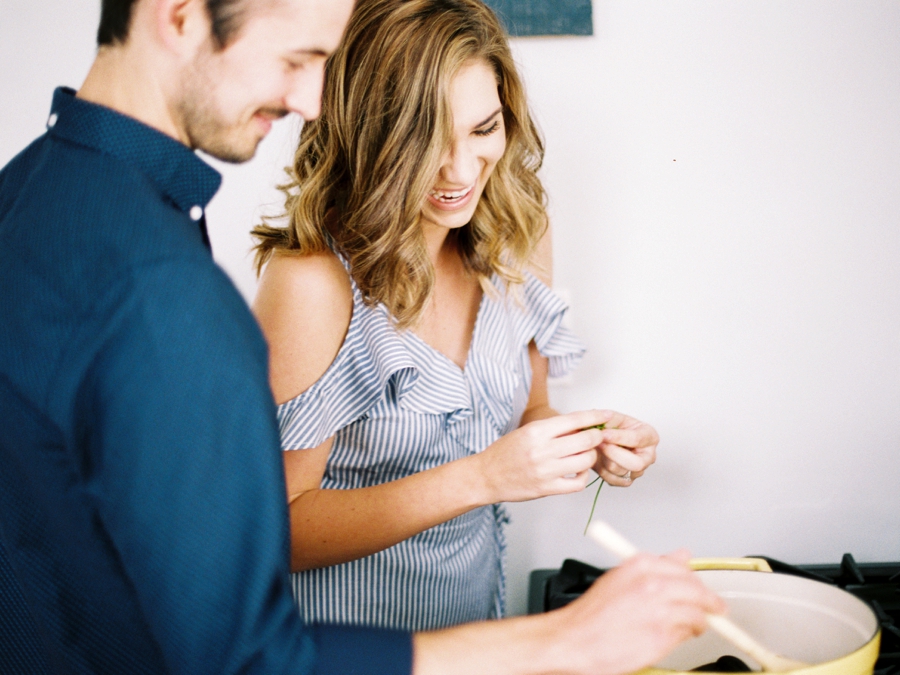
[654,570,879,672]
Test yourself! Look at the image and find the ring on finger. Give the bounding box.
[621,471,632,481]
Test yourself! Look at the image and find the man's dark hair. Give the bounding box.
[97,0,250,48]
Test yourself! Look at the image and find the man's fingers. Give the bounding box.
[663,604,716,641]
[641,552,727,617]
[662,548,693,566]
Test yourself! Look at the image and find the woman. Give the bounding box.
[252,0,657,631]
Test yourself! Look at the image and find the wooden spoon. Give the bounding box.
[586,521,810,673]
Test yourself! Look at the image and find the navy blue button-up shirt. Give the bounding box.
[0,88,412,674]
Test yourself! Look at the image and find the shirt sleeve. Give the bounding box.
[81,257,412,675]
[519,273,587,378]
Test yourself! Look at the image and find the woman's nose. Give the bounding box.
[439,142,480,186]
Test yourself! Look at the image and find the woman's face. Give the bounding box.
[420,59,507,232]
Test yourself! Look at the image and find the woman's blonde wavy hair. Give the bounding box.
[252,0,548,328]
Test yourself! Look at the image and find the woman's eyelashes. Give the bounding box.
[473,119,501,137]
[284,60,306,73]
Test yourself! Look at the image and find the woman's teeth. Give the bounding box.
[429,185,473,202]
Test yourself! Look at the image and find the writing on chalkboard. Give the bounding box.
[483,0,593,37]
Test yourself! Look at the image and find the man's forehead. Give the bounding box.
[243,0,353,46]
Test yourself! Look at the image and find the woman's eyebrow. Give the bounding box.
[473,106,504,128]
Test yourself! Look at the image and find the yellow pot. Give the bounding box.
[637,558,881,675]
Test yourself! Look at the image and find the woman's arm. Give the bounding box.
[255,251,606,572]
[282,412,607,571]
[520,222,557,425]
[522,224,559,418]
[519,342,556,425]
[252,250,353,405]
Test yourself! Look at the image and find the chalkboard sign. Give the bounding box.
[483,0,593,37]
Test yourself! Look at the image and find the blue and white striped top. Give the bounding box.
[277,260,585,631]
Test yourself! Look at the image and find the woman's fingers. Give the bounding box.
[535,409,614,437]
[479,410,657,502]
[549,468,595,494]
[548,426,605,458]
[551,449,598,479]
[595,446,653,486]
[602,425,660,452]
[599,443,653,472]
[597,467,633,487]
[522,410,658,491]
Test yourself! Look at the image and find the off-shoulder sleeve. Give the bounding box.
[276,298,418,451]
[519,273,586,378]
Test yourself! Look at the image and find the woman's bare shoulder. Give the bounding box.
[253,250,354,405]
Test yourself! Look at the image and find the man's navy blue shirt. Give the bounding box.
[0,88,411,674]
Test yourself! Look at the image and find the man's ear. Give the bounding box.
[154,0,212,58]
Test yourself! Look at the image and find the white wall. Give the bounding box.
[502,0,900,615]
[3,1,899,619]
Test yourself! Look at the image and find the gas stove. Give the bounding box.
[528,554,900,674]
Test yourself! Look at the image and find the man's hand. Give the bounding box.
[550,550,726,675]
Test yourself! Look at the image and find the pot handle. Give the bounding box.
[689,557,773,572]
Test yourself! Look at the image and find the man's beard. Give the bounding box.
[177,54,286,163]
[182,104,285,164]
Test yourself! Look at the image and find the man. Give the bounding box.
[0,0,724,673]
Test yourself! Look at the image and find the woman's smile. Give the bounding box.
[427,183,476,210]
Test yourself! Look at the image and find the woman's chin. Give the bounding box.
[421,203,479,231]
[421,213,474,231]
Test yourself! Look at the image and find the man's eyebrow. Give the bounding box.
[290,48,330,57]
[473,106,504,128]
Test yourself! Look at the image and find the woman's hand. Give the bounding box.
[473,410,610,503]
[592,410,658,487]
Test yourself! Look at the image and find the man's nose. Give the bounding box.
[284,67,325,121]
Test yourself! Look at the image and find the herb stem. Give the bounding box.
[582,422,607,535]
[583,479,605,535]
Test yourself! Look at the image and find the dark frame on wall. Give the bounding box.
[483,0,593,37]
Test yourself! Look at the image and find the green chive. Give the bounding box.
[583,479,605,535]
[583,423,606,535]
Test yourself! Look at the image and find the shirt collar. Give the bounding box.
[46,87,222,214]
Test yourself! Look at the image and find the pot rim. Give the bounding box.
[638,629,881,674]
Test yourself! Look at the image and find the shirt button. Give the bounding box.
[189,205,204,221]
[47,113,58,128]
